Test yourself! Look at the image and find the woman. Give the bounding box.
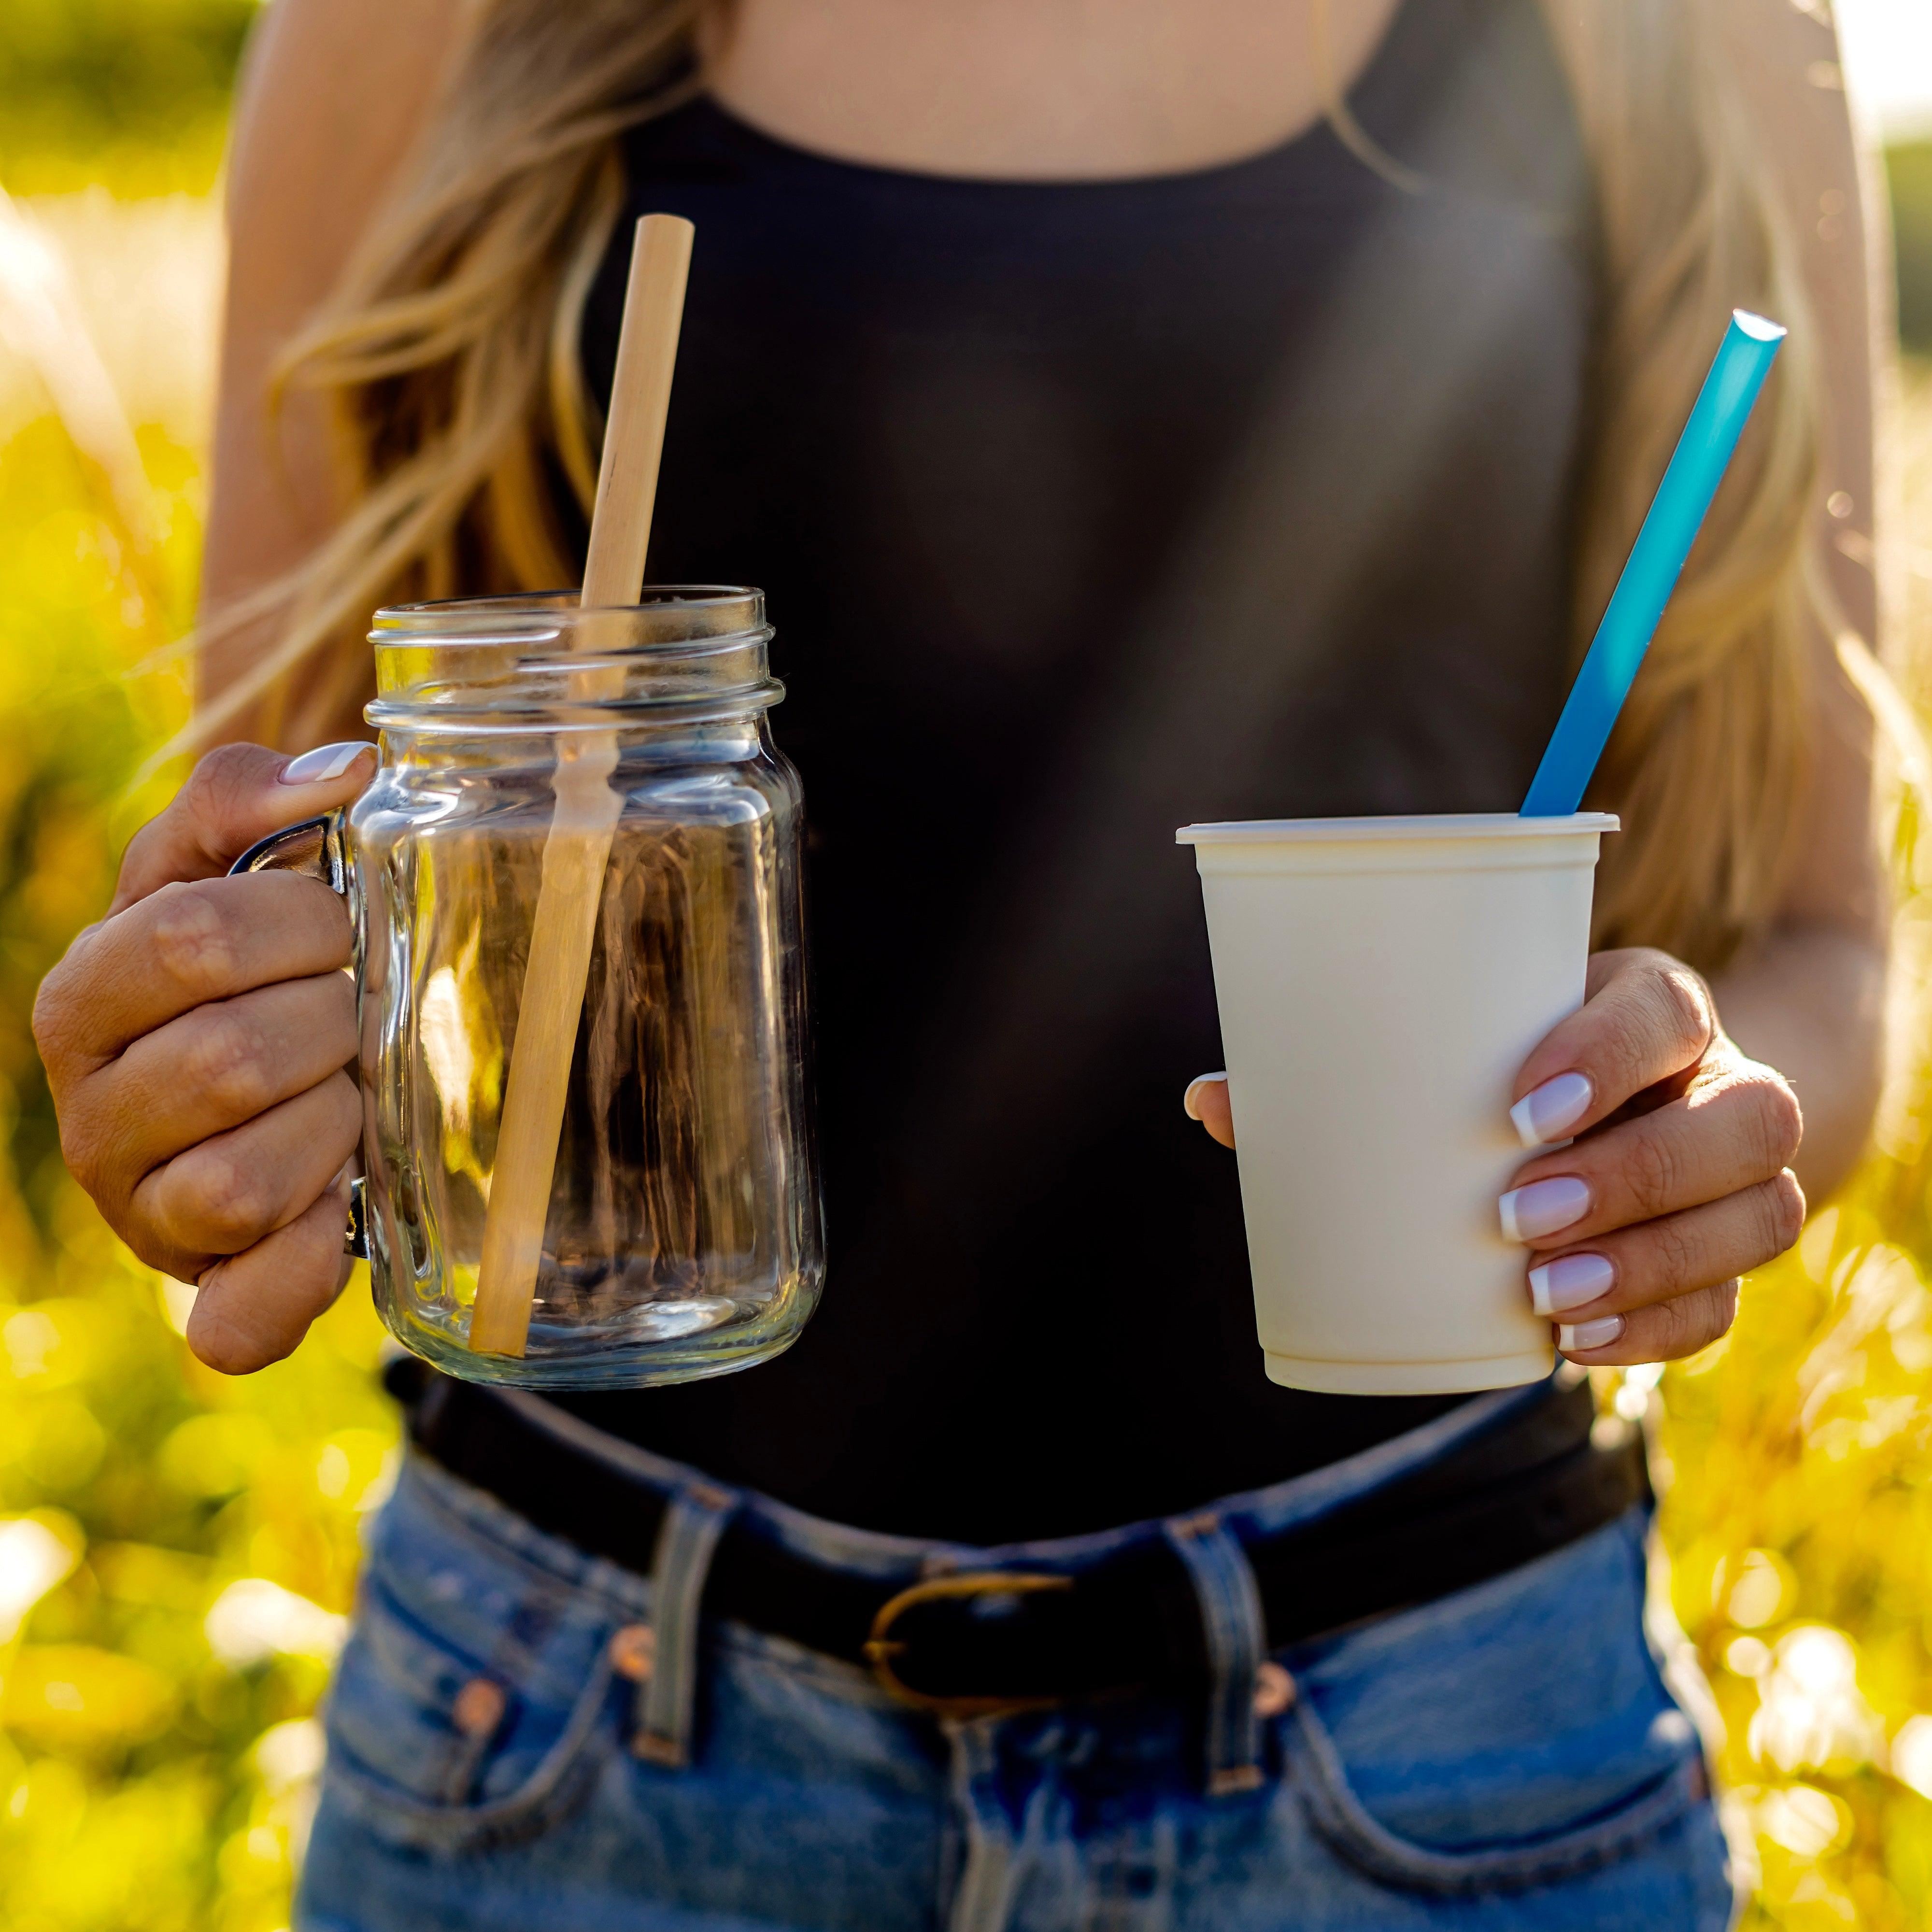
[32,0,1888,1925]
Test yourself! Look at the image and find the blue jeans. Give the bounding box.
[298,1386,1734,1930]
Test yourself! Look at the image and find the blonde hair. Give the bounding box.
[205,0,1843,973]
[1539,0,1824,970]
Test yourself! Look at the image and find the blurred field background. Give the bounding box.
[0,4,1930,1930]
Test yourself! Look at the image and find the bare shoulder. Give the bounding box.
[1704,0,1869,313]
[1708,0,1862,191]
[1714,0,1878,625]
[202,0,467,722]
[226,0,467,324]
[1709,0,1882,926]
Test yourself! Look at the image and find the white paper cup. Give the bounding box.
[1177,812,1618,1396]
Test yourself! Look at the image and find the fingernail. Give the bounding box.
[1530,1251,1615,1317]
[1509,1072,1594,1148]
[1558,1315,1625,1353]
[280,740,376,784]
[1499,1175,1591,1242]
[1183,1073,1227,1122]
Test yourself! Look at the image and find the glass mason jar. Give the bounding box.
[237,590,823,1388]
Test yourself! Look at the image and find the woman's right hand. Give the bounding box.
[33,741,377,1374]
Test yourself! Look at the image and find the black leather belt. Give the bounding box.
[388,1361,1648,1714]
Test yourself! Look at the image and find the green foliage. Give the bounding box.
[0,411,398,1930]
[0,0,257,196]
[1895,142,1932,353]
[1647,357,1932,1931]
[1661,1194,1932,1929]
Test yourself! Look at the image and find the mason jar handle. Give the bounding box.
[230,809,352,896]
[228,809,366,1259]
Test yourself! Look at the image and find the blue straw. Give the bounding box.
[1520,310,1786,817]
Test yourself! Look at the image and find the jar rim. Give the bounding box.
[370,586,763,637]
[366,587,779,726]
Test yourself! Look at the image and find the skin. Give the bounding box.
[34,744,373,1372]
[1190,951,1810,1365]
[33,0,1885,1376]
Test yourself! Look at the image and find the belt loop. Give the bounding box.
[634,1479,740,1768]
[1163,1510,1266,1797]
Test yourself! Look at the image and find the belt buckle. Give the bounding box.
[863,1570,1074,1720]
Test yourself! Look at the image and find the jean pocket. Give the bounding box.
[1279,1515,1712,1896]
[320,1566,622,1855]
[1285,1691,1707,1895]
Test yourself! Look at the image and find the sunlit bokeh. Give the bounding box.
[0,5,1930,1927]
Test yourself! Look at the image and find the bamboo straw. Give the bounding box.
[468,214,694,1358]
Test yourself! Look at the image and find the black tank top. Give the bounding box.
[561,0,1596,1541]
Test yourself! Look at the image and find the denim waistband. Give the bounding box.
[401,1370,1590,1799]
[485,1373,1564,1583]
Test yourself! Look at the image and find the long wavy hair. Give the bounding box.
[195,0,1848,974]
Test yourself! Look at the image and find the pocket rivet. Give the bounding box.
[1252,1661,1296,1718]
[452,1677,506,1738]
[611,1623,656,1682]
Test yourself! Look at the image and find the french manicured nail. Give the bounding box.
[1529,1251,1615,1317]
[279,740,375,784]
[1558,1315,1625,1353]
[1498,1176,1590,1242]
[1509,1072,1593,1149]
[1183,1073,1227,1121]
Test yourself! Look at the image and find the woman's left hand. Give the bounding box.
[1491,947,1804,1364]
[1184,946,1805,1366]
